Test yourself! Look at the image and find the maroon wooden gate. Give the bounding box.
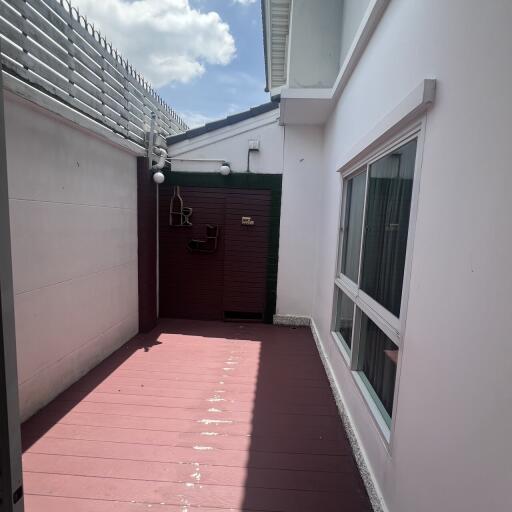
[159,184,272,322]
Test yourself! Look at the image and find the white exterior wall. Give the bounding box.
[168,110,283,174]
[311,1,512,511]
[168,111,321,320]
[276,124,323,319]
[339,0,371,66]
[287,0,342,88]
[5,92,139,421]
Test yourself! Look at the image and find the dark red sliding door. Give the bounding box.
[158,174,280,323]
[223,190,270,320]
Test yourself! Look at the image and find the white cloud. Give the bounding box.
[71,0,236,87]
[179,111,216,128]
[180,102,242,128]
[232,0,257,4]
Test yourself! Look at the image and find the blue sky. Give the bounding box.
[159,0,269,127]
[73,0,269,128]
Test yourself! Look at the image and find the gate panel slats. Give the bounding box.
[0,49,121,136]
[54,1,174,128]
[0,0,187,144]
[23,0,71,38]
[6,0,73,66]
[1,40,67,97]
[159,185,273,321]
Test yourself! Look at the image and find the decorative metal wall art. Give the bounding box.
[188,225,220,254]
[169,186,193,226]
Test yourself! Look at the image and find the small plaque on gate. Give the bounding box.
[241,216,255,226]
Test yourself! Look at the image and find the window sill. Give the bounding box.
[331,331,351,367]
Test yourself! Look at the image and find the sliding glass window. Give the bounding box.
[340,170,366,283]
[357,312,399,425]
[361,140,416,317]
[333,288,355,351]
[332,137,418,432]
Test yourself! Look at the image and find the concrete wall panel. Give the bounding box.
[5,93,139,421]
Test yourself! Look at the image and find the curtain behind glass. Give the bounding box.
[360,313,398,419]
[361,139,417,317]
[341,171,366,283]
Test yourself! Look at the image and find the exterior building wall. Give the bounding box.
[168,111,283,174]
[277,124,323,320]
[312,1,512,511]
[285,0,370,89]
[5,92,139,421]
[339,0,371,66]
[168,111,322,321]
[287,0,342,88]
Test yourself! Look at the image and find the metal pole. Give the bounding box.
[147,113,160,318]
[156,180,160,318]
[0,49,25,512]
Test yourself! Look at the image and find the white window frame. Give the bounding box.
[331,118,426,445]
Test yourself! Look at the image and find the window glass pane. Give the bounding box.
[359,312,398,423]
[361,139,417,317]
[334,288,355,349]
[341,171,366,282]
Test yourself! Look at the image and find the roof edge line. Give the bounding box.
[167,100,280,145]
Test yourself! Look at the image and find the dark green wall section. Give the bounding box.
[137,157,157,332]
[163,171,282,323]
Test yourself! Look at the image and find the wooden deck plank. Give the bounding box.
[25,423,349,455]
[22,319,371,511]
[55,389,339,416]
[24,472,366,512]
[37,400,343,431]
[24,452,361,491]
[26,437,351,473]
[25,494,255,512]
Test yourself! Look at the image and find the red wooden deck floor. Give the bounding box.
[21,319,372,511]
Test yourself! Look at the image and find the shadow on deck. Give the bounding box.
[21,319,371,511]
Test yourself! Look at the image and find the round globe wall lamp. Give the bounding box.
[153,171,165,184]
[219,162,231,176]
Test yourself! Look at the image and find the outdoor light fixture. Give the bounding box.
[153,171,165,184]
[246,139,260,172]
[220,162,231,175]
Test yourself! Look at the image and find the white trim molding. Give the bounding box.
[272,314,311,327]
[337,79,436,174]
[262,0,292,90]
[332,0,390,104]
